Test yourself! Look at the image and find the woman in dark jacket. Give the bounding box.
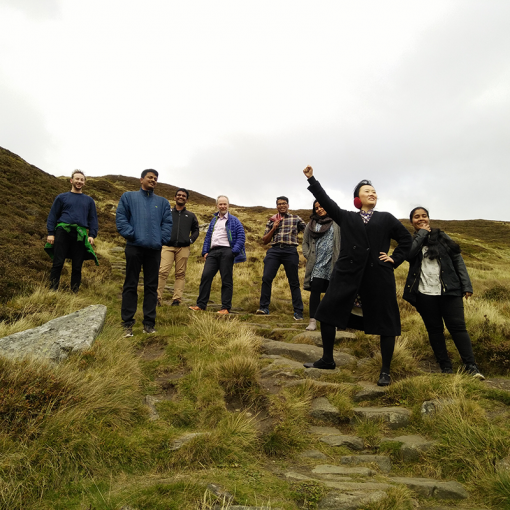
[302,200,341,331]
[403,207,484,379]
[302,166,412,386]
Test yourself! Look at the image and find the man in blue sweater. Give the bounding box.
[46,170,98,292]
[116,169,173,336]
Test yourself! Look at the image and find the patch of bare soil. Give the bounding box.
[137,342,167,361]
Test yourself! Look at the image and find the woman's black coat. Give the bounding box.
[403,228,473,306]
[308,177,412,336]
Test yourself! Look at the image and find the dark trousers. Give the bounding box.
[320,321,394,372]
[259,245,303,314]
[309,277,329,318]
[416,292,475,368]
[197,247,234,310]
[121,245,161,328]
[49,227,86,292]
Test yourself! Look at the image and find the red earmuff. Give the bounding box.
[353,197,362,209]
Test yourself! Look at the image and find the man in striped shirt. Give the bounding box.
[256,196,306,320]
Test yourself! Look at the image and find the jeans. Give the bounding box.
[121,245,161,328]
[259,245,303,314]
[416,292,476,368]
[49,227,86,292]
[196,247,235,310]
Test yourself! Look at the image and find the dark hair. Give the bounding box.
[409,206,429,222]
[276,196,289,204]
[71,169,86,180]
[175,188,189,199]
[410,206,462,259]
[353,180,373,198]
[141,169,159,179]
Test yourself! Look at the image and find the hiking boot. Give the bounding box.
[303,358,336,370]
[143,326,157,334]
[306,318,317,331]
[189,305,204,311]
[171,300,180,306]
[217,309,229,315]
[123,326,133,338]
[441,367,454,374]
[465,364,485,380]
[377,372,391,387]
[293,312,304,321]
[256,308,269,315]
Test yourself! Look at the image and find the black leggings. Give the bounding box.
[309,277,329,318]
[320,321,395,372]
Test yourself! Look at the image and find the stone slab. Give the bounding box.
[340,454,391,473]
[351,406,411,429]
[390,477,469,500]
[312,464,375,476]
[0,304,107,363]
[319,435,364,451]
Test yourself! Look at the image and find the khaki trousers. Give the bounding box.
[157,245,190,303]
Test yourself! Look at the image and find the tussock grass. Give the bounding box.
[360,486,414,510]
[356,337,420,382]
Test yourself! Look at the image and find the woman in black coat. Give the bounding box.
[403,207,484,379]
[302,166,412,386]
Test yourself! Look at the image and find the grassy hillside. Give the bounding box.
[1,147,510,508]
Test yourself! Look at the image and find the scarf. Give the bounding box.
[308,214,333,239]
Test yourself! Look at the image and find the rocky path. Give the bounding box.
[158,317,487,509]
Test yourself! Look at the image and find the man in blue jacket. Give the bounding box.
[189,195,245,314]
[116,169,172,336]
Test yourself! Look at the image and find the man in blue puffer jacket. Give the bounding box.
[116,169,173,336]
[189,195,246,314]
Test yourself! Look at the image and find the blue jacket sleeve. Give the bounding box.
[116,193,135,241]
[160,200,173,245]
[202,218,214,256]
[231,218,246,255]
[47,195,63,235]
[88,199,99,238]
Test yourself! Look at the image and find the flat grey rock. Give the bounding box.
[381,435,436,461]
[353,382,387,402]
[321,480,392,491]
[390,477,469,499]
[298,449,328,460]
[312,464,375,476]
[0,304,107,363]
[310,397,341,422]
[351,406,411,430]
[496,456,510,473]
[291,330,356,347]
[340,454,391,473]
[421,398,456,418]
[309,426,342,435]
[144,395,161,421]
[260,355,304,373]
[318,490,387,509]
[319,435,364,451]
[261,339,324,363]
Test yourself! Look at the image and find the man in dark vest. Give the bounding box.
[157,188,200,306]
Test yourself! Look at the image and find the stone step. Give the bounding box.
[381,434,436,461]
[291,330,356,348]
[351,406,411,430]
[261,339,356,366]
[312,464,376,477]
[389,477,469,500]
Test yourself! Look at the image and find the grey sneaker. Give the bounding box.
[256,308,269,315]
[123,326,133,338]
[293,312,303,321]
[143,326,157,334]
[465,364,485,380]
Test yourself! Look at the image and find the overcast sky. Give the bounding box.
[1,1,509,220]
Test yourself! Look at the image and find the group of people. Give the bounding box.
[45,166,485,385]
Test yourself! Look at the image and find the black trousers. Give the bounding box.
[309,277,329,318]
[196,247,235,310]
[121,245,161,328]
[416,292,475,368]
[49,227,86,292]
[259,245,303,314]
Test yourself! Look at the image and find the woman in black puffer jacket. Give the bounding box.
[403,207,484,379]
